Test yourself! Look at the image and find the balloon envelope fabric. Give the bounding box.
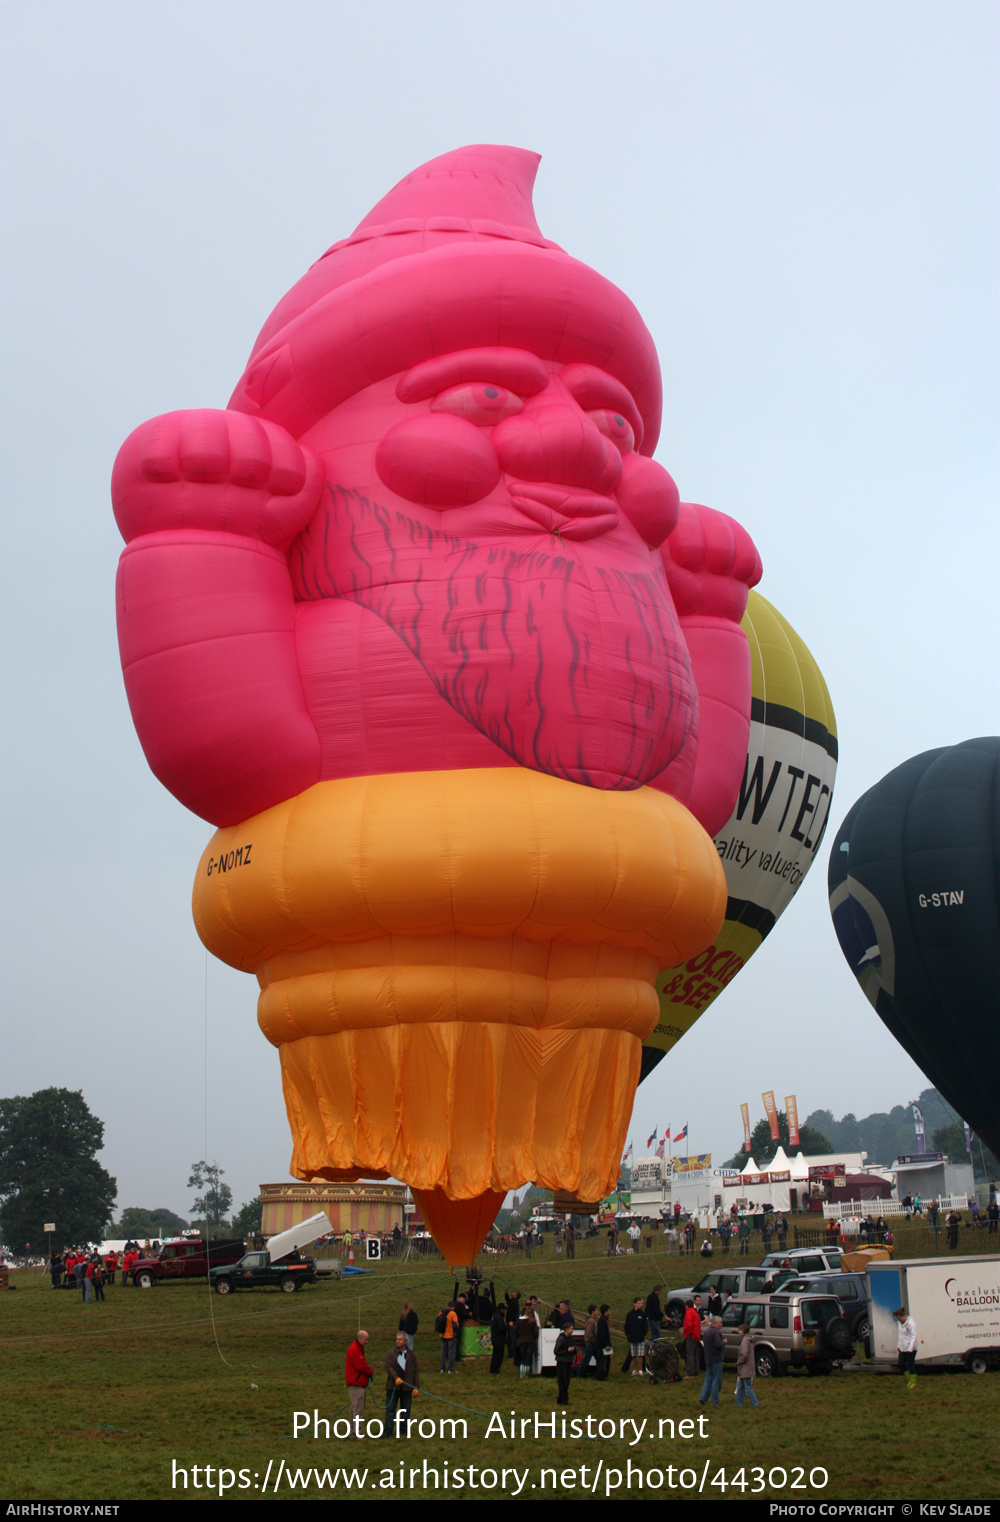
[641,590,838,1079]
[113,145,762,1264]
[828,738,1000,1161]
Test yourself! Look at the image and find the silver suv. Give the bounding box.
[759,1246,844,1275]
[717,1291,853,1377]
[664,1266,796,1328]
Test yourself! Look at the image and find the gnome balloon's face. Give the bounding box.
[296,349,679,549]
[284,351,690,792]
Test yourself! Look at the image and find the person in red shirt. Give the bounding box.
[681,1297,703,1378]
[345,1330,374,1438]
[105,1252,118,1287]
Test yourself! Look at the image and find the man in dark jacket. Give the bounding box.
[383,1332,419,1437]
[699,1316,726,1406]
[645,1286,663,1340]
[554,1319,576,1405]
[398,1300,418,1350]
[505,1291,521,1357]
[489,1302,507,1375]
[624,1296,649,1375]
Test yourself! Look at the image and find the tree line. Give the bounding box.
[0,1087,261,1251]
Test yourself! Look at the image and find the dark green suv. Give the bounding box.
[210,1250,318,1295]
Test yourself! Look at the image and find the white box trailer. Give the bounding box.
[867,1256,1000,1373]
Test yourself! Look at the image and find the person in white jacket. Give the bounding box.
[894,1308,918,1388]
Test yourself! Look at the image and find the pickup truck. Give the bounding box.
[129,1237,246,1288]
[209,1249,318,1294]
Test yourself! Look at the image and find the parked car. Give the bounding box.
[718,1291,854,1376]
[664,1266,797,1328]
[209,1249,318,1294]
[129,1237,246,1288]
[760,1246,844,1275]
[780,1271,871,1348]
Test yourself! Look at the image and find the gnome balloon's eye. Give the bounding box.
[431,384,524,426]
[588,409,635,454]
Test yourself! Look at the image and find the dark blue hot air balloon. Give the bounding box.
[828,737,1000,1160]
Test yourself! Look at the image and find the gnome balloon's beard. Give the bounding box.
[291,481,696,790]
[113,145,763,1264]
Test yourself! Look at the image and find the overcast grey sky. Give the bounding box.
[1,1,996,1218]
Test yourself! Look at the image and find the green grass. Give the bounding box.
[2,1246,998,1502]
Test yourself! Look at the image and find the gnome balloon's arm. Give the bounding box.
[112,409,324,826]
[658,502,762,838]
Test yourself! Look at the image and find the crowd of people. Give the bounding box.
[341,1278,768,1439]
[46,1243,150,1297]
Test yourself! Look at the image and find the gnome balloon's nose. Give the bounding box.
[492,385,623,494]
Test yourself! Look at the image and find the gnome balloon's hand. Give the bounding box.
[113,407,322,826]
[660,501,762,622]
[651,502,762,838]
[112,409,324,549]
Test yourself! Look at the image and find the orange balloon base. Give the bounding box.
[410,1187,507,1268]
[194,767,726,1219]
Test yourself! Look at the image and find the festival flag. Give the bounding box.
[964,1122,972,1153]
[621,1142,633,1165]
[913,1104,925,1154]
[656,1140,665,1159]
[740,1103,751,1150]
[762,1090,780,1142]
[785,1095,800,1148]
[646,1126,658,1149]
[676,1124,688,1144]
[663,1125,671,1142]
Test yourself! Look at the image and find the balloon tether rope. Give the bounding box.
[204,948,233,1368]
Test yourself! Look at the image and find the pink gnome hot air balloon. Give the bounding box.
[113,147,761,1264]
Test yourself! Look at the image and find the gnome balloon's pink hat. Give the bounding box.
[230,145,663,455]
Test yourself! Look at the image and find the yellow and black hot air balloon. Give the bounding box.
[642,590,838,1078]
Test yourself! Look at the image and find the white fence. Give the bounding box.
[822,1195,969,1221]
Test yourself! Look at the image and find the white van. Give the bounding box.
[867,1255,1000,1373]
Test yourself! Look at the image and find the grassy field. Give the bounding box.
[2,1245,998,1503]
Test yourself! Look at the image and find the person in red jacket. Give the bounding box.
[681,1298,703,1378]
[345,1330,374,1438]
